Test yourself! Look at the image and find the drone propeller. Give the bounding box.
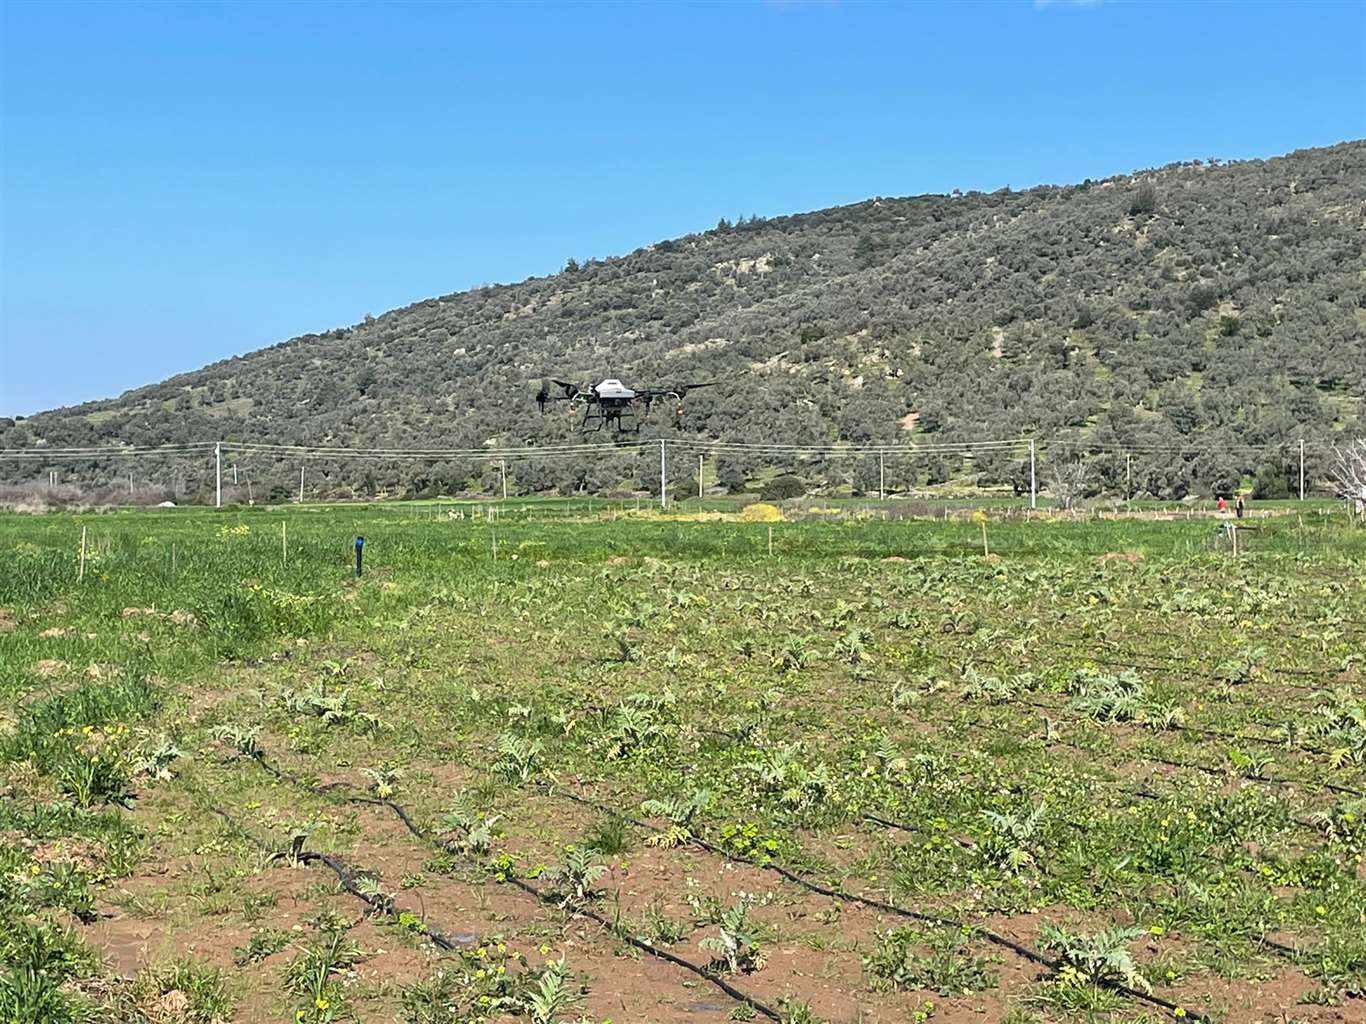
[672,381,718,399]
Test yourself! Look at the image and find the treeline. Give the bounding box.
[3,141,1363,500]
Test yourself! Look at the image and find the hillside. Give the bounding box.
[4,141,1364,501]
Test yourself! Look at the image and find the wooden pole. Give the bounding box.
[500,460,508,500]
[981,519,989,557]
[767,524,773,557]
[298,466,305,504]
[1231,524,1238,557]
[1029,440,1036,510]
[879,449,885,501]
[1298,439,1305,500]
[282,522,288,566]
[699,454,704,502]
[78,526,87,582]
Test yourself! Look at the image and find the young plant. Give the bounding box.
[1039,922,1151,994]
[493,734,544,784]
[979,804,1047,876]
[641,788,712,848]
[699,895,766,975]
[547,847,607,910]
[525,958,578,1024]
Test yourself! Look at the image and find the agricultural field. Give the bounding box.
[1,503,1364,1024]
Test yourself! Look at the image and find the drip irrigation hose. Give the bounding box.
[200,801,471,951]
[548,787,1213,1023]
[237,751,781,1021]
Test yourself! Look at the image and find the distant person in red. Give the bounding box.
[1217,496,1228,513]
[1235,495,1246,518]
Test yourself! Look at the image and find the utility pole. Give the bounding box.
[879,450,885,500]
[1029,440,1036,510]
[215,442,222,508]
[1298,438,1305,500]
[659,439,667,509]
[298,466,305,504]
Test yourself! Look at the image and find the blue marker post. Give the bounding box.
[354,535,365,577]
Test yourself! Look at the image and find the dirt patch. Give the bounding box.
[0,608,15,633]
[1098,551,1145,564]
[32,659,70,677]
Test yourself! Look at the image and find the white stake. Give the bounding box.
[659,438,667,509]
[1029,440,1036,510]
[282,522,288,566]
[78,526,87,582]
[215,442,222,508]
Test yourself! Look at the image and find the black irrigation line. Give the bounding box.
[548,787,1214,1024]
[887,682,1366,802]
[1032,633,1346,689]
[863,791,1329,957]
[236,750,783,1022]
[199,799,470,952]
[1030,723,1366,801]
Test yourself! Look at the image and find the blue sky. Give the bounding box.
[1,1,1362,417]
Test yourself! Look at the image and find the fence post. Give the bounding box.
[298,466,305,504]
[501,459,508,501]
[1125,452,1132,505]
[1298,439,1305,500]
[699,454,704,502]
[215,442,222,508]
[1029,440,1036,510]
[78,526,87,582]
[879,449,885,501]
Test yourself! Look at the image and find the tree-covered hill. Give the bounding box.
[4,141,1364,501]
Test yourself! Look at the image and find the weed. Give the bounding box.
[233,926,291,965]
[863,926,998,996]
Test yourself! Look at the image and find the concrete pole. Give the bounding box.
[659,438,667,509]
[215,442,222,508]
[1029,440,1036,510]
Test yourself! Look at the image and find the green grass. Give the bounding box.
[1,502,1363,1022]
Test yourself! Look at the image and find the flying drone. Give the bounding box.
[535,377,717,434]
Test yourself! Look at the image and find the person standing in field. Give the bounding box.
[1235,495,1245,518]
